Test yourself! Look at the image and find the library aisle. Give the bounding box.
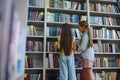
[0,0,120,80]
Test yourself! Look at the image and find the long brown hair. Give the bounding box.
[78,21,93,47]
[60,23,72,56]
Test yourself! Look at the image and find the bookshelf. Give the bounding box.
[25,0,120,80]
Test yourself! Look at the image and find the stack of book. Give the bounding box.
[28,0,44,7]
[46,27,61,36]
[26,40,43,51]
[91,27,120,39]
[94,71,117,80]
[89,3,120,13]
[25,55,43,68]
[47,12,87,23]
[46,72,59,80]
[93,42,120,53]
[24,73,42,80]
[90,16,118,25]
[27,25,44,36]
[47,42,58,52]
[93,57,118,67]
[47,0,86,10]
[45,54,59,68]
[28,11,44,21]
[46,27,81,38]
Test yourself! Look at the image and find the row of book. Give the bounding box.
[91,27,120,39]
[76,72,119,80]
[28,0,44,7]
[26,40,120,53]
[28,11,119,26]
[47,12,87,23]
[26,40,43,51]
[47,42,58,52]
[44,53,120,68]
[46,41,120,53]
[94,0,117,2]
[47,0,86,10]
[28,11,44,21]
[46,27,81,38]
[24,73,42,80]
[45,54,59,68]
[26,25,44,36]
[25,55,43,68]
[90,16,118,25]
[46,72,120,80]
[94,42,120,53]
[94,72,119,80]
[93,57,119,67]
[89,3,120,13]
[46,27,61,36]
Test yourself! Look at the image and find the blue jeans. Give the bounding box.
[59,54,76,80]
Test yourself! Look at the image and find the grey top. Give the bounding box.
[76,32,94,61]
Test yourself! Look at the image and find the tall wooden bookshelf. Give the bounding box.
[25,0,120,80]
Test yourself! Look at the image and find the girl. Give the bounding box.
[57,23,76,80]
[76,21,94,80]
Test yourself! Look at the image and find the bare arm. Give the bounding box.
[72,41,77,51]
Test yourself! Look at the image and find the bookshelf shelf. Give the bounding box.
[77,67,120,72]
[46,37,120,42]
[46,67,120,71]
[26,51,44,54]
[27,36,44,38]
[28,20,44,25]
[46,52,60,54]
[25,68,43,70]
[47,36,58,39]
[95,52,120,55]
[47,22,77,27]
[90,11,120,17]
[66,0,86,2]
[47,7,87,14]
[25,68,43,74]
[46,52,120,56]
[89,0,117,4]
[92,38,120,41]
[28,6,44,10]
[90,24,120,29]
